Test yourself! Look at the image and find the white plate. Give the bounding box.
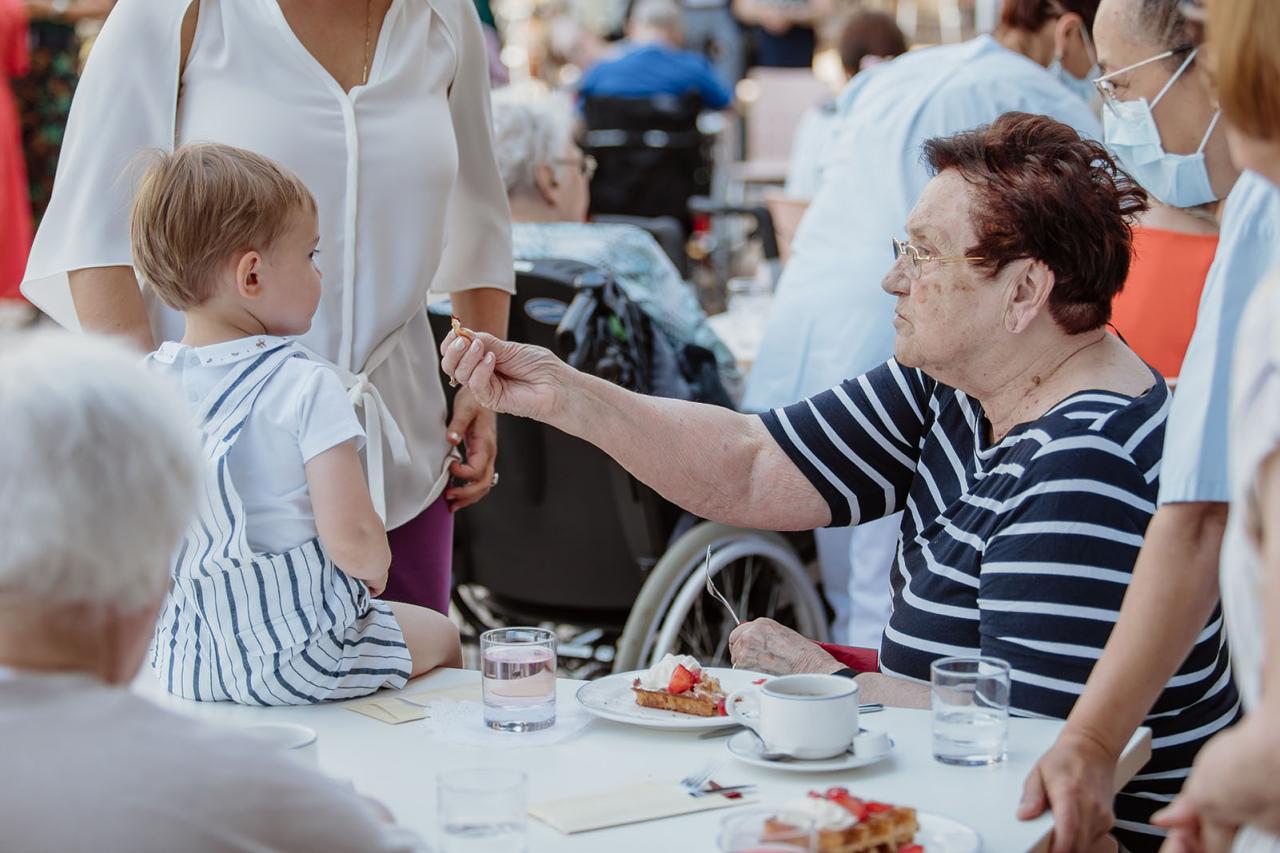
[916,811,982,853]
[725,729,894,772]
[575,667,770,730]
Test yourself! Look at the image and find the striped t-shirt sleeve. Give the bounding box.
[977,437,1155,718]
[760,360,932,527]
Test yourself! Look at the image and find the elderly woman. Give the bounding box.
[491,85,740,400]
[442,113,1234,849]
[0,332,424,851]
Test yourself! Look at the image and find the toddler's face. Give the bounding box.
[253,209,323,336]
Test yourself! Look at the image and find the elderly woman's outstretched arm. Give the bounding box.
[440,330,832,531]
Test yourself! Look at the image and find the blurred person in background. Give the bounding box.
[1152,0,1280,849]
[0,332,426,853]
[1019,0,1280,848]
[492,86,740,401]
[681,0,745,89]
[474,0,509,86]
[745,0,1101,653]
[732,0,833,69]
[13,0,113,227]
[578,0,732,109]
[0,0,29,318]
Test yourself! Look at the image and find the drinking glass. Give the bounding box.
[437,768,527,853]
[718,809,816,852]
[481,627,556,732]
[931,655,1011,766]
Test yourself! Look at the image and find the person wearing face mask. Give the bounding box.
[742,0,1101,655]
[1019,0,1280,850]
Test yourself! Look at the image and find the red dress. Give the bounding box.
[0,0,29,301]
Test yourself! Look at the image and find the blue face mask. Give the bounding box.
[1050,58,1101,103]
[1102,49,1222,208]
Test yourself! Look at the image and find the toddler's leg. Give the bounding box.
[387,601,463,676]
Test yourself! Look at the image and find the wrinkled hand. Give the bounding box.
[728,618,840,675]
[1153,720,1266,851]
[444,388,497,512]
[1018,729,1118,853]
[440,330,566,424]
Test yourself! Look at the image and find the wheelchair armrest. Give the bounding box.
[687,197,780,261]
[555,271,608,369]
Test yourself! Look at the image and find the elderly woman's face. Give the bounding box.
[881,171,1007,374]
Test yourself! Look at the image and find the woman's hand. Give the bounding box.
[439,330,568,424]
[444,388,497,512]
[1018,728,1120,853]
[729,618,842,675]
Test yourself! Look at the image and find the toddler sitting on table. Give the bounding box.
[136,143,461,705]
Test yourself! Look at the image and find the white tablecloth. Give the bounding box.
[134,668,1151,852]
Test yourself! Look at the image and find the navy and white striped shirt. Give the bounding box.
[762,359,1239,848]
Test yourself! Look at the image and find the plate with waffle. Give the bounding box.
[576,654,770,730]
[767,788,980,853]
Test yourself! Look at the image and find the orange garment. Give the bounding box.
[0,0,29,301]
[1111,226,1219,379]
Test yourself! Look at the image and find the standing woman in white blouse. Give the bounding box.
[21,0,514,614]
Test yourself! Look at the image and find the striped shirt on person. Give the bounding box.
[762,359,1239,850]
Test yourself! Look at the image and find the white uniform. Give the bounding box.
[21,0,514,528]
[148,339,411,705]
[743,35,1100,648]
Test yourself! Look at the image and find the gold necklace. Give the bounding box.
[362,0,372,86]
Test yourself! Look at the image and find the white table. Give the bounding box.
[135,669,1150,853]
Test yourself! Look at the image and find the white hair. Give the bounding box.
[0,331,201,610]
[491,85,577,197]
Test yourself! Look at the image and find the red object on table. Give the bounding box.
[0,0,30,302]
[817,643,880,674]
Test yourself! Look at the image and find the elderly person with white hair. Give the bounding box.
[492,86,740,400]
[0,332,425,853]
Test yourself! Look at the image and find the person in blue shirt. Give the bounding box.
[578,0,733,110]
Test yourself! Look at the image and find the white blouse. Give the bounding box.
[22,0,514,528]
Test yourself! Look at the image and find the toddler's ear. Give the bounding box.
[235,250,264,299]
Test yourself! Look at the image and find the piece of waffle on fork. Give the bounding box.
[630,654,728,717]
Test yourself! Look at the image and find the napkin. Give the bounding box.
[529,782,756,834]
[427,699,595,749]
[344,697,427,725]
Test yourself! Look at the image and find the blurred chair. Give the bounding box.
[727,67,833,200]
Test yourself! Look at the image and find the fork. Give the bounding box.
[703,546,742,625]
[679,761,719,792]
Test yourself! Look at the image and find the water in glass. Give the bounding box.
[931,656,1010,766]
[481,628,556,732]
[437,768,527,853]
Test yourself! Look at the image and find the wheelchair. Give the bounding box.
[428,258,829,679]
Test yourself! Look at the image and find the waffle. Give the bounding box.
[631,674,725,717]
[765,792,920,852]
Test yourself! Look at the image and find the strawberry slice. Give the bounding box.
[899,845,924,853]
[667,664,696,695]
[866,801,894,814]
[716,698,728,716]
[752,678,768,685]
[824,787,850,799]
[691,667,703,684]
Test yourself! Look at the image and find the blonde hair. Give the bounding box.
[1209,0,1280,141]
[0,331,201,610]
[130,143,317,311]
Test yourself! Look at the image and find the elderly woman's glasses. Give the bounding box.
[1093,46,1195,113]
[554,153,597,180]
[891,237,985,280]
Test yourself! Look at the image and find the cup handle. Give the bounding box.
[726,688,761,733]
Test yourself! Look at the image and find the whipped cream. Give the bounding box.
[779,797,858,831]
[638,654,702,690]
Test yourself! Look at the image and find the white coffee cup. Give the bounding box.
[727,674,860,759]
[241,722,319,767]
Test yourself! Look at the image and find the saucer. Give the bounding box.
[725,730,894,773]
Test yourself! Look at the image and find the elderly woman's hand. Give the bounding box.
[440,329,568,424]
[729,618,842,675]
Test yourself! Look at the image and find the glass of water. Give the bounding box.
[718,809,816,852]
[931,655,1011,766]
[481,627,556,732]
[437,768,526,853]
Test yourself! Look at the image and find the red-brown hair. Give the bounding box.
[921,112,1149,334]
[1000,0,1102,32]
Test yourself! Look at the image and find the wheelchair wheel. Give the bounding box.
[613,522,829,672]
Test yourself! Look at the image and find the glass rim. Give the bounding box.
[479,626,556,645]
[437,767,528,792]
[930,655,1011,676]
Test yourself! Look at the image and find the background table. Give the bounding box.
[136,669,1150,852]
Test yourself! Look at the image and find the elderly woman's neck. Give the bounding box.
[509,193,567,224]
[0,600,140,685]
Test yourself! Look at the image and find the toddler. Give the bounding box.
[135,143,462,704]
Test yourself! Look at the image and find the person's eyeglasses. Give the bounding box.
[553,154,598,180]
[1093,45,1194,113]
[891,237,985,281]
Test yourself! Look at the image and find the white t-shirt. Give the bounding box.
[150,337,364,555]
[0,670,426,853]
